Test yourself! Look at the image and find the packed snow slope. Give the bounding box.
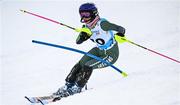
[1,1,180,105]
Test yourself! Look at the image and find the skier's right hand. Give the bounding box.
[76,32,90,44]
[75,27,92,36]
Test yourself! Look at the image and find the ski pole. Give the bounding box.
[20,9,75,30]
[21,10,179,63]
[127,40,180,64]
[115,36,180,64]
[20,9,92,35]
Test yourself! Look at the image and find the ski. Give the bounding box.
[25,88,93,104]
[25,95,61,105]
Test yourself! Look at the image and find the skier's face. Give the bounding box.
[80,12,91,18]
[82,17,91,24]
[80,12,91,24]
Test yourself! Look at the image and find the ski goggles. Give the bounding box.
[80,12,91,18]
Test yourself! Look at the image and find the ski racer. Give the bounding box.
[53,2,126,98]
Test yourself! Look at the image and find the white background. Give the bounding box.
[1,0,180,105]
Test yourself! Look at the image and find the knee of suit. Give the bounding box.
[79,61,92,70]
[82,65,93,72]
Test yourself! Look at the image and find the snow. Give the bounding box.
[1,0,180,105]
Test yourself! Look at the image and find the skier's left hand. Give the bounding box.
[114,34,127,44]
[116,32,125,37]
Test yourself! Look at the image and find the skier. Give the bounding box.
[53,2,126,98]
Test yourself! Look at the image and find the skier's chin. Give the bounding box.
[85,22,91,24]
[83,20,91,24]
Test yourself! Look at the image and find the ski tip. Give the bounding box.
[37,98,46,105]
[24,96,33,103]
[24,96,29,100]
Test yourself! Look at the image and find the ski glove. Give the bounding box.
[76,32,90,44]
[75,27,92,36]
[116,32,125,37]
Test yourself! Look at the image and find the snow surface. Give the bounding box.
[1,0,180,105]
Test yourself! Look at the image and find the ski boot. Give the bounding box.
[53,82,82,98]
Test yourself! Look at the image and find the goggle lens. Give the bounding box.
[80,12,91,18]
